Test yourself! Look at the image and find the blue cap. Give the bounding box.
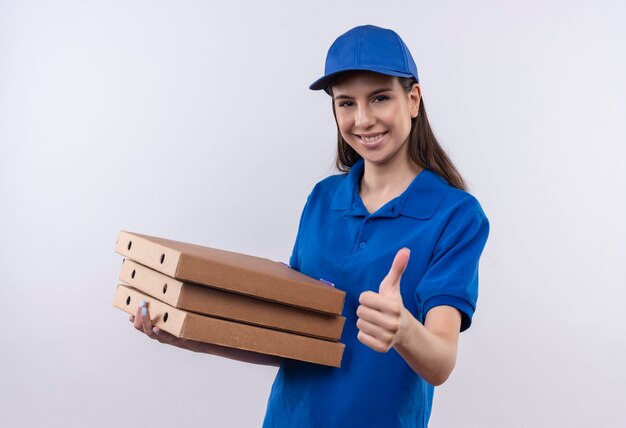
[309,25,419,93]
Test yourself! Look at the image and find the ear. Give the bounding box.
[409,83,421,118]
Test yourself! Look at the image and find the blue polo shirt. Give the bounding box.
[263,158,489,428]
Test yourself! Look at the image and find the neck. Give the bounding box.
[360,147,423,198]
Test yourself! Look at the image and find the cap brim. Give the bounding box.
[309,67,416,93]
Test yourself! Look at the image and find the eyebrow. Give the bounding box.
[333,88,393,100]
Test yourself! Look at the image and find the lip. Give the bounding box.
[355,131,388,147]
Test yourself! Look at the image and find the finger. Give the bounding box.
[359,291,403,316]
[133,303,144,330]
[356,317,394,343]
[356,304,401,331]
[390,247,410,280]
[357,330,388,353]
[379,248,410,296]
[133,299,148,330]
[140,303,157,338]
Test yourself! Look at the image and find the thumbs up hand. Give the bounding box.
[356,247,412,353]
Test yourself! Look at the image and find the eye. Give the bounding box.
[373,95,389,103]
[337,100,354,108]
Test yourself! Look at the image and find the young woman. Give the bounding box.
[131,25,489,428]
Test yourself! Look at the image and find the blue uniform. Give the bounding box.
[263,158,489,427]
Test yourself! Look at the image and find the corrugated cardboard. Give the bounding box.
[120,259,345,340]
[115,230,345,315]
[114,284,345,367]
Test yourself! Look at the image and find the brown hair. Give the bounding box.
[329,76,467,191]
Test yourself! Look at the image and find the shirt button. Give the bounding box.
[359,241,366,249]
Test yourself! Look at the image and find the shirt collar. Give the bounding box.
[330,158,450,220]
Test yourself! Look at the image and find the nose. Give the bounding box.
[354,104,375,129]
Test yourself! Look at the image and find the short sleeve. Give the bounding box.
[288,191,314,273]
[415,213,490,332]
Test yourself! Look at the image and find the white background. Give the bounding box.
[1,1,625,427]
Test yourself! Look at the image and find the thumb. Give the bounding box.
[379,248,410,296]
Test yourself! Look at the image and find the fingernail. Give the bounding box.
[139,299,146,308]
[319,278,335,287]
[141,307,147,317]
[152,327,159,335]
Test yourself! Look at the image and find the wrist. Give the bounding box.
[394,307,419,350]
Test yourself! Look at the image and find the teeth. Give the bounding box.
[361,133,385,143]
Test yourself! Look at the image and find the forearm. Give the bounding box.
[394,308,459,386]
[138,308,283,368]
[180,338,283,367]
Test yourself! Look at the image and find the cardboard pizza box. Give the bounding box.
[115,231,345,315]
[119,259,345,341]
[114,284,345,368]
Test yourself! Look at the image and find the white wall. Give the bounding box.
[1,1,624,427]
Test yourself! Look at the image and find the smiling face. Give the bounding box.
[331,71,421,168]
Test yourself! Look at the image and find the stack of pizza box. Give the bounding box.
[113,231,346,367]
